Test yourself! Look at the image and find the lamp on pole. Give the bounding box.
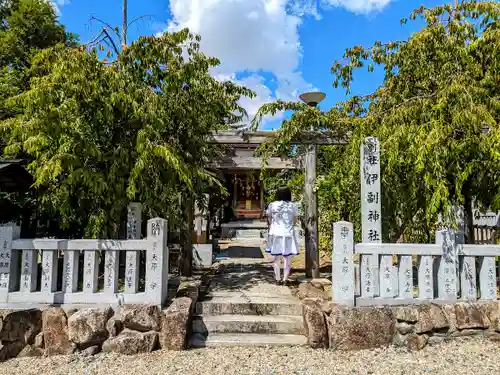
[299,91,326,279]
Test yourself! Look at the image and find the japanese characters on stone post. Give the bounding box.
[332,221,354,306]
[125,203,142,293]
[360,137,382,297]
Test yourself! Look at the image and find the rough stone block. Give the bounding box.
[406,333,428,351]
[102,329,158,355]
[326,306,395,350]
[297,282,327,301]
[81,345,101,357]
[121,305,162,332]
[0,309,42,345]
[42,307,75,356]
[480,301,500,332]
[160,297,192,350]
[302,298,328,349]
[106,316,123,338]
[395,322,413,334]
[176,280,201,305]
[454,303,490,330]
[68,307,113,348]
[393,304,448,334]
[17,344,43,358]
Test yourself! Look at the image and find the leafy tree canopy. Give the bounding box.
[253,0,500,247]
[0,0,77,120]
[1,28,253,238]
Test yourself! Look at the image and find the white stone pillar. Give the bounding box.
[332,221,355,306]
[0,226,14,302]
[436,229,458,301]
[125,203,142,293]
[360,137,382,296]
[146,218,169,306]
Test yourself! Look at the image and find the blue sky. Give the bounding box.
[53,0,449,129]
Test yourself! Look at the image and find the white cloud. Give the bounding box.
[167,0,392,126]
[167,0,318,125]
[322,0,392,14]
[49,0,70,15]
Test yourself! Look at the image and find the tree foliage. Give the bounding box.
[1,28,253,238]
[0,0,76,120]
[253,0,500,249]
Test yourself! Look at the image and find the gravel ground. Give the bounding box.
[0,338,498,375]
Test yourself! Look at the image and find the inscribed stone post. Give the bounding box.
[332,222,355,306]
[360,137,382,296]
[5,223,20,292]
[455,206,476,300]
[0,226,13,302]
[125,203,142,293]
[146,218,169,306]
[479,256,496,300]
[436,229,458,300]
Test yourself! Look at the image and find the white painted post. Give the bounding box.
[361,137,382,296]
[379,255,395,298]
[20,250,37,292]
[0,226,13,302]
[146,218,169,306]
[332,221,355,307]
[479,256,497,300]
[41,250,58,293]
[125,203,142,293]
[361,255,374,298]
[418,255,434,299]
[436,229,458,300]
[104,250,119,294]
[6,223,20,292]
[63,251,79,293]
[83,250,99,293]
[460,254,477,301]
[398,255,413,299]
[455,206,475,300]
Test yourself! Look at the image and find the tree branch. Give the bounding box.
[128,14,154,28]
[90,16,120,38]
[102,28,120,56]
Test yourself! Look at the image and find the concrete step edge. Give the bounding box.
[189,333,307,348]
[193,314,302,323]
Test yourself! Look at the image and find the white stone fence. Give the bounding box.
[0,218,169,307]
[332,221,500,307]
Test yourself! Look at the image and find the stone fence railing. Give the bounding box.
[332,221,500,307]
[0,218,169,307]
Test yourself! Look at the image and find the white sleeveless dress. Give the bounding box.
[265,200,299,257]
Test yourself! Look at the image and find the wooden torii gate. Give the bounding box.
[209,129,347,278]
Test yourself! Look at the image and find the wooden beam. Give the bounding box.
[211,156,301,170]
[209,130,347,145]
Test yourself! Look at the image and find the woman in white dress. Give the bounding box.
[265,186,299,285]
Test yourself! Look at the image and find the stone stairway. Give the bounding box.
[189,292,306,347]
[189,248,307,348]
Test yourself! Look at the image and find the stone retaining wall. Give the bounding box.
[0,279,203,361]
[299,282,500,351]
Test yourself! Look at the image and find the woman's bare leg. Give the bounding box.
[283,256,291,282]
[272,256,281,282]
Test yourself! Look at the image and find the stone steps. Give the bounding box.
[196,295,302,316]
[233,229,263,240]
[189,333,307,348]
[192,314,304,335]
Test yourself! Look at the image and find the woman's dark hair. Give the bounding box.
[275,186,292,202]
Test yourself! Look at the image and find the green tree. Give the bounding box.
[1,28,253,248]
[253,0,500,249]
[0,0,76,120]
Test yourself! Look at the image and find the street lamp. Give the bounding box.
[299,91,326,108]
[299,91,326,279]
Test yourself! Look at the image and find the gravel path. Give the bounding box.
[1,338,498,375]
